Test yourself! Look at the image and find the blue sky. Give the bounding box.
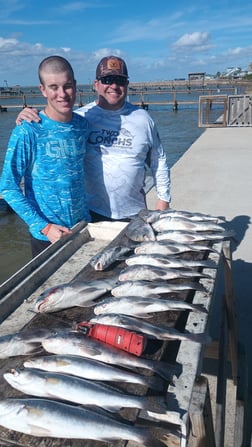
[1,0,252,86]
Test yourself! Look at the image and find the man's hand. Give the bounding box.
[16,108,40,125]
[155,199,170,211]
[41,223,72,243]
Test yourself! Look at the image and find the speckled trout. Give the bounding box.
[0,398,166,446]
[138,208,224,224]
[125,253,217,269]
[118,264,210,282]
[90,314,211,344]
[35,276,118,313]
[0,328,57,359]
[41,330,179,381]
[134,241,218,256]
[151,216,224,233]
[4,368,166,414]
[111,280,208,297]
[94,295,208,317]
[156,229,235,244]
[24,354,164,391]
[90,244,134,271]
[125,216,156,242]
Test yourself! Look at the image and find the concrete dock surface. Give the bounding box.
[148,126,252,446]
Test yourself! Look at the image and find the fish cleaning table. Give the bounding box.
[0,220,237,447]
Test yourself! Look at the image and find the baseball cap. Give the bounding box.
[96,56,128,79]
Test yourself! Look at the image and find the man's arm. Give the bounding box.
[1,126,72,243]
[149,124,171,209]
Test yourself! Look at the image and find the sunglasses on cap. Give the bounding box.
[97,76,128,86]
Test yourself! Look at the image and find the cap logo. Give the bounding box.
[106,59,122,70]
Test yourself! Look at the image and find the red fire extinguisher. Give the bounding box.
[74,321,147,357]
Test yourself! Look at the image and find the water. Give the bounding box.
[0,95,219,284]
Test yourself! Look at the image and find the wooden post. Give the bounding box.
[221,241,238,384]
[215,298,228,447]
[188,376,216,447]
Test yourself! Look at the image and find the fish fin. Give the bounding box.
[23,342,44,357]
[29,424,52,436]
[76,300,97,308]
[135,313,155,319]
[102,404,123,412]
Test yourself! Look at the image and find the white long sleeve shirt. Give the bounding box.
[77,101,171,220]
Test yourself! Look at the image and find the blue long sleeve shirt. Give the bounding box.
[0,112,90,240]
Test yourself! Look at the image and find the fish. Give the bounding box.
[41,330,179,382]
[138,208,224,224]
[4,368,166,414]
[0,328,56,359]
[35,276,118,313]
[90,244,134,271]
[94,296,208,317]
[125,216,156,242]
[125,253,218,270]
[118,264,210,282]
[24,354,164,391]
[90,314,211,344]
[134,240,217,256]
[111,280,208,297]
[0,397,166,446]
[156,229,235,244]
[151,216,224,233]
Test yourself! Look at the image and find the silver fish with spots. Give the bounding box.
[35,276,118,313]
[156,229,235,244]
[0,328,56,359]
[111,279,207,297]
[134,240,216,256]
[94,295,208,317]
[0,398,166,446]
[151,216,224,233]
[90,314,211,344]
[90,244,134,271]
[41,330,179,381]
[118,264,210,282]
[4,368,166,414]
[24,354,164,391]
[125,253,217,270]
[138,208,223,224]
[125,216,156,242]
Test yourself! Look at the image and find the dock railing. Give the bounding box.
[198,94,252,127]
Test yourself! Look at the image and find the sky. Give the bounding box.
[0,0,252,87]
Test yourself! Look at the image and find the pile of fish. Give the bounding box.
[0,327,177,445]
[0,208,235,445]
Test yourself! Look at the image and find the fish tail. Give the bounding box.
[191,303,208,314]
[199,259,217,269]
[144,396,167,414]
[141,431,168,447]
[184,332,212,344]
[153,360,181,382]
[145,375,165,392]
[191,282,208,293]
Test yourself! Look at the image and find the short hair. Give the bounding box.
[38,55,75,84]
